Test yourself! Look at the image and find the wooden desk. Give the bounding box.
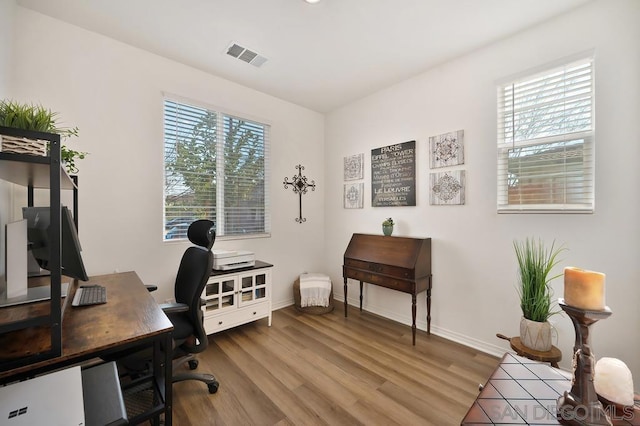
[0,271,174,425]
[343,233,432,345]
[461,353,640,425]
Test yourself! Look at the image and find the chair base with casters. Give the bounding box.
[123,298,220,394]
[115,336,219,395]
[171,350,219,394]
[164,303,219,394]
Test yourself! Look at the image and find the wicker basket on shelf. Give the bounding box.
[0,134,47,156]
[293,277,335,315]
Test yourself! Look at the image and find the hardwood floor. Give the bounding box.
[171,302,500,425]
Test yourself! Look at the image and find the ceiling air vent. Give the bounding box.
[226,43,268,68]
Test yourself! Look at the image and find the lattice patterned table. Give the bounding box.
[461,353,640,425]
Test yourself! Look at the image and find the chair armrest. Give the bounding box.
[159,302,189,314]
[145,284,158,292]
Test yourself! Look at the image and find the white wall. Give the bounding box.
[325,0,640,381]
[0,0,16,278]
[9,6,326,307]
[0,0,12,95]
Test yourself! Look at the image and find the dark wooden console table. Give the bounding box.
[342,233,432,345]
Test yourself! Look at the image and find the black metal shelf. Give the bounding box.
[0,125,68,371]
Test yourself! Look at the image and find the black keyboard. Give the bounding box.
[72,285,107,306]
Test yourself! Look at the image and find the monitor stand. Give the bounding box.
[1,224,70,308]
[27,250,50,277]
[0,282,69,308]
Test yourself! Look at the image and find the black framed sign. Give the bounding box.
[371,140,416,207]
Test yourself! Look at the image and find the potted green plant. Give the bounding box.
[0,99,86,173]
[513,237,566,351]
[382,217,394,236]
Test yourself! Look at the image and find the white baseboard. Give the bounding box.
[272,298,295,312]
[430,324,506,359]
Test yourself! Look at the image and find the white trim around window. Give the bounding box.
[497,54,595,213]
[163,95,271,240]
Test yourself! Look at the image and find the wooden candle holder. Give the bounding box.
[557,298,612,426]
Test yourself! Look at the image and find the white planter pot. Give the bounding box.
[520,317,552,352]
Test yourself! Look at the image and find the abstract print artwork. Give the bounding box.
[430,170,465,205]
[429,129,464,169]
[344,183,364,209]
[344,153,364,181]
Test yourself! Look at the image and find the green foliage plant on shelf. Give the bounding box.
[382,217,394,227]
[0,99,86,173]
[60,146,86,174]
[513,237,566,323]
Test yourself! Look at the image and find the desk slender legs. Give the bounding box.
[151,331,173,426]
[163,331,172,426]
[411,293,417,346]
[342,279,364,316]
[426,275,432,335]
[343,278,348,317]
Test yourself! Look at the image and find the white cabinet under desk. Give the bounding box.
[202,260,273,334]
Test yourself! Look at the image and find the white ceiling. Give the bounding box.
[16,0,592,113]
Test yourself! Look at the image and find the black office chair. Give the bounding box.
[120,220,219,394]
[163,219,219,394]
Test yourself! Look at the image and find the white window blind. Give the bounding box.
[497,56,594,213]
[163,98,270,240]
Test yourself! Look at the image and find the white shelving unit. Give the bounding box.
[202,261,272,334]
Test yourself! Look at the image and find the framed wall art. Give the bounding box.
[344,183,364,209]
[429,129,464,169]
[371,141,416,207]
[344,153,364,181]
[430,170,465,205]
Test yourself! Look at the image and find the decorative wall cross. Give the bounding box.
[283,164,316,223]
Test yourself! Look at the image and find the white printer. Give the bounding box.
[212,250,255,270]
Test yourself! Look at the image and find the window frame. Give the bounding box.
[162,94,271,241]
[496,54,595,214]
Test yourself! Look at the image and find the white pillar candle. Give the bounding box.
[564,266,606,310]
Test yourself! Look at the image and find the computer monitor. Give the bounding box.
[22,206,89,281]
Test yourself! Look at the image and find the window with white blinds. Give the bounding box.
[163,98,270,240]
[497,56,594,213]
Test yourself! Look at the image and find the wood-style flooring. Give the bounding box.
[171,302,500,425]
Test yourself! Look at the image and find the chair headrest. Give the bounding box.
[187,220,216,250]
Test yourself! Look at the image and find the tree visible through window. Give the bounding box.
[164,99,269,240]
[497,56,594,213]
